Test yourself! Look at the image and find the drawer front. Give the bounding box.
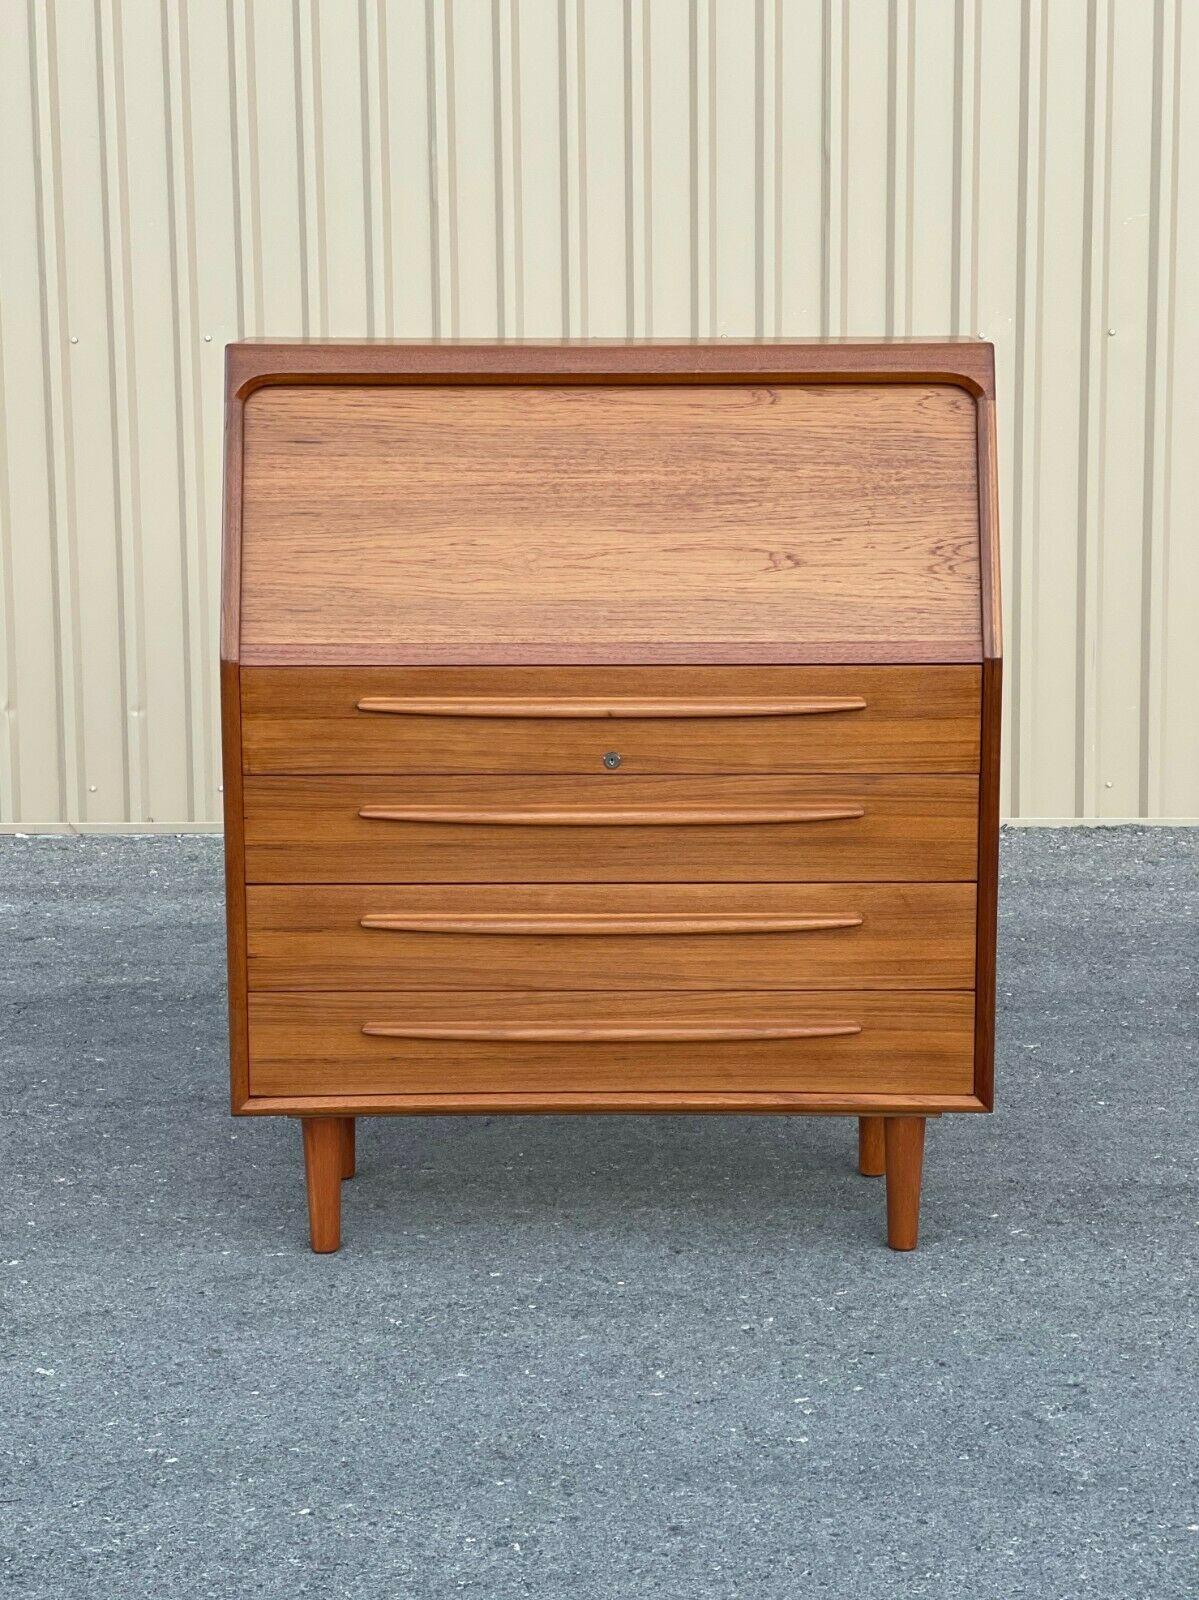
[242,774,979,883]
[247,990,976,1097]
[246,882,977,990]
[240,665,981,775]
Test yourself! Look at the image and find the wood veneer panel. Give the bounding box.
[221,660,250,1109]
[248,990,975,1097]
[226,336,996,393]
[974,655,1002,1106]
[245,881,976,991]
[242,773,979,883]
[240,665,981,775]
[240,1092,984,1116]
[239,384,981,665]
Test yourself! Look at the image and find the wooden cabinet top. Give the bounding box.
[222,340,1000,668]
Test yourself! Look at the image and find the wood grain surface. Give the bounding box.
[248,989,975,1097]
[239,1091,983,1117]
[220,660,250,1109]
[242,773,979,883]
[239,383,981,664]
[301,1117,345,1252]
[226,336,997,394]
[974,655,1003,1106]
[220,341,1001,1152]
[884,1115,927,1250]
[858,1115,887,1176]
[245,881,976,991]
[240,665,981,775]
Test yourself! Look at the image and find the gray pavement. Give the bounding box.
[1,828,1196,1598]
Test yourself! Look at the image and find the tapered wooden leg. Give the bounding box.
[884,1116,926,1251]
[301,1118,343,1253]
[857,1116,886,1176]
[339,1117,356,1180]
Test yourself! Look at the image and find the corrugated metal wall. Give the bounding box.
[1,0,1196,828]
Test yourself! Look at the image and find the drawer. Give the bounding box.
[242,774,979,883]
[240,665,981,775]
[245,882,978,990]
[247,990,976,1097]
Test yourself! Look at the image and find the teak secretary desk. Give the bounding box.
[220,339,1001,1254]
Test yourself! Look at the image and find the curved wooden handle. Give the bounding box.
[361,1021,863,1042]
[359,912,864,936]
[356,695,868,719]
[357,805,866,827]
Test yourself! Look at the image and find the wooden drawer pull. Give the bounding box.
[359,912,863,936]
[360,1021,864,1042]
[355,695,868,719]
[357,805,866,827]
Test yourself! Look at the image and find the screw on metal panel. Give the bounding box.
[602,752,622,770]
